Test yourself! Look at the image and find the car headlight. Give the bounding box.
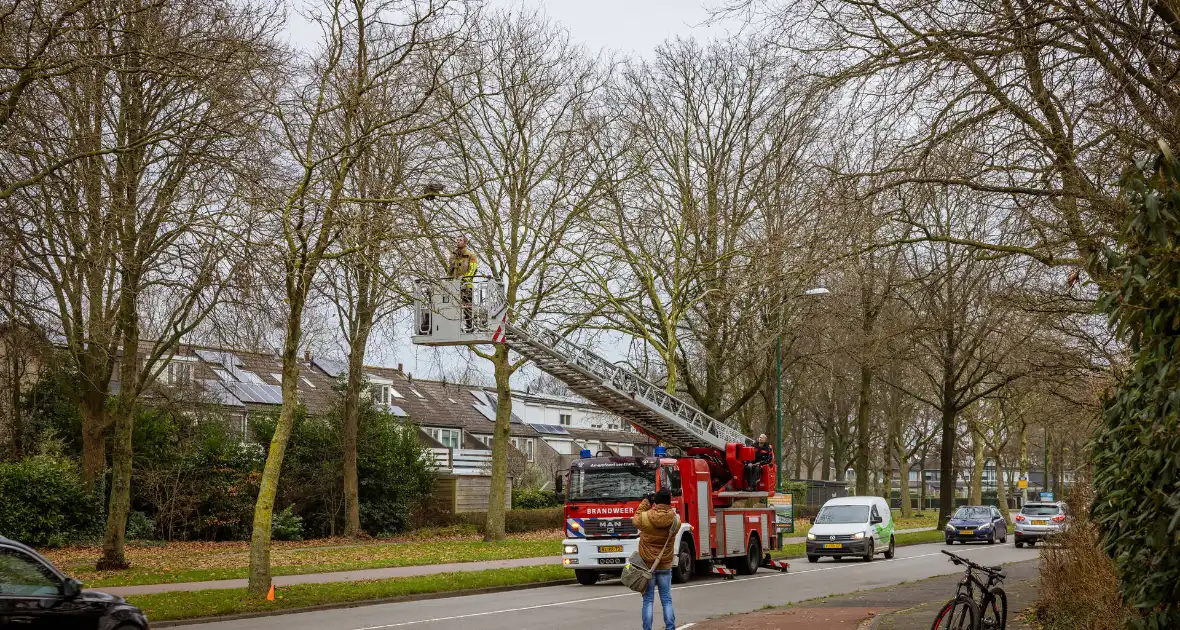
[945,524,955,531]
[852,531,865,540]
[807,532,816,540]
[563,544,578,554]
[978,524,992,531]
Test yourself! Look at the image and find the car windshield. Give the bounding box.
[568,465,655,501]
[954,507,992,520]
[815,505,870,524]
[1022,505,1062,516]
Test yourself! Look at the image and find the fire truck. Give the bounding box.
[413,278,788,585]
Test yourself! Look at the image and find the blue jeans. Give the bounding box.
[642,569,674,630]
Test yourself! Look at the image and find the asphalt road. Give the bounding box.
[168,542,1038,630]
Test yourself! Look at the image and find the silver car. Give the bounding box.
[1013,502,1067,547]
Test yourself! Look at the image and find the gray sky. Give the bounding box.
[283,0,743,57]
[283,0,743,380]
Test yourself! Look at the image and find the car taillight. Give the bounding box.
[1015,515,1026,522]
[1052,515,1065,522]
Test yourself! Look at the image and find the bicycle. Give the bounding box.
[930,550,1008,630]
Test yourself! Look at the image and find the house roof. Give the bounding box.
[359,368,540,438]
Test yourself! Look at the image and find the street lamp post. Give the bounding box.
[776,287,829,491]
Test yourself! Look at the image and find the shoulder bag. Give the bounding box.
[620,512,679,594]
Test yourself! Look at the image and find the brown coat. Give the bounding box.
[632,500,678,570]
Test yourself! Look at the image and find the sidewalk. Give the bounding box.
[780,527,932,546]
[691,559,1039,630]
[101,555,561,597]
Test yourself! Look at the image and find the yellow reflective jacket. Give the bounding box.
[449,248,477,281]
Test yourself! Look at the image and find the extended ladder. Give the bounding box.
[411,278,751,451]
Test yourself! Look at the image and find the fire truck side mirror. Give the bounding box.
[670,470,682,495]
[554,471,564,495]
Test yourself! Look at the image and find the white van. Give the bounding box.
[805,496,895,563]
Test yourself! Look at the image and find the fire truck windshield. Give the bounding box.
[568,465,656,501]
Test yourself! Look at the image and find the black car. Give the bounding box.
[0,536,149,629]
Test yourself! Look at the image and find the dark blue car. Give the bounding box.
[944,505,1008,545]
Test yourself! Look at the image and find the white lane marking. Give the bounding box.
[353,546,1004,629]
[677,624,696,629]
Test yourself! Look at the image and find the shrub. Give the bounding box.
[125,511,155,541]
[0,453,102,547]
[512,488,561,509]
[452,508,563,534]
[1036,483,1130,630]
[271,505,304,541]
[1091,145,1180,628]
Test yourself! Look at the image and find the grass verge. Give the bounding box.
[76,538,559,588]
[769,527,943,559]
[126,564,572,622]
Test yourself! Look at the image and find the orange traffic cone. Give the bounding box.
[266,584,275,601]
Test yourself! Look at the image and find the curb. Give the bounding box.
[863,600,940,630]
[150,578,577,627]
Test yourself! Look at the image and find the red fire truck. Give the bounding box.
[411,278,790,585]
[557,443,787,585]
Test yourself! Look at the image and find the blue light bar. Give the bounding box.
[654,446,667,457]
[580,449,592,458]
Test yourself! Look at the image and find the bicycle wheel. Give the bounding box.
[930,594,979,630]
[980,586,1008,630]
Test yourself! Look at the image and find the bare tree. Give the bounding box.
[422,10,605,541]
[243,0,470,594]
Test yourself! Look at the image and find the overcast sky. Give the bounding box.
[283,0,745,57]
[283,0,744,381]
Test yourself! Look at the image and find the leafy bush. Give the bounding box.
[132,410,262,541]
[512,488,561,509]
[0,453,102,547]
[125,511,155,541]
[1092,145,1180,628]
[452,508,563,534]
[252,397,435,538]
[271,505,304,541]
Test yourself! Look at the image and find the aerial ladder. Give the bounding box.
[411,277,753,454]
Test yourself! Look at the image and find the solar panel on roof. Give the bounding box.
[387,405,409,418]
[225,381,284,405]
[195,349,244,368]
[313,357,347,378]
[529,423,570,435]
[199,379,245,407]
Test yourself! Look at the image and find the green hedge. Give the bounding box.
[511,488,562,509]
[419,507,563,534]
[0,454,102,547]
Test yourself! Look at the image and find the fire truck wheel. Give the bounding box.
[735,537,761,575]
[672,539,694,583]
[574,570,599,586]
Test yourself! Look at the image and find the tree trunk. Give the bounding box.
[821,428,831,481]
[342,313,374,538]
[98,276,141,570]
[899,456,912,517]
[247,311,305,596]
[969,419,984,506]
[854,365,872,494]
[81,399,109,491]
[97,396,134,569]
[937,404,956,529]
[995,455,1010,522]
[1018,421,1028,504]
[881,403,897,504]
[485,344,513,541]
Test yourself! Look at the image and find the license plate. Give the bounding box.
[960,530,974,535]
[598,545,623,553]
[823,543,842,549]
[1032,520,1047,526]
